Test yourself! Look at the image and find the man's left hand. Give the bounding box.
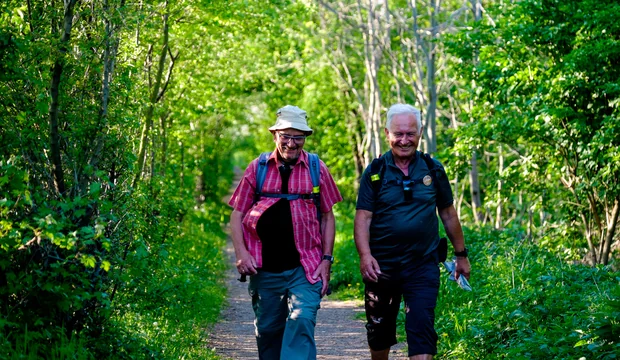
[312,260,331,297]
[455,256,471,281]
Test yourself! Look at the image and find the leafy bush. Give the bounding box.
[435,228,619,359]
[1,155,230,359]
[330,202,620,359]
[1,157,114,358]
[92,205,228,359]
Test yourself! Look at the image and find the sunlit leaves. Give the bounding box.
[449,0,619,263]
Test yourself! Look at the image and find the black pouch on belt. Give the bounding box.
[438,237,448,263]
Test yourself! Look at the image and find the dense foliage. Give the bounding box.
[1,0,233,358]
[448,0,620,264]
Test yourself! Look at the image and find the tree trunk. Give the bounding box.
[469,150,484,224]
[48,0,79,196]
[83,0,125,195]
[180,141,185,187]
[424,0,438,154]
[159,110,170,176]
[468,0,484,224]
[133,0,170,188]
[195,129,206,205]
[496,144,503,229]
[358,0,384,162]
[600,197,619,264]
[346,104,365,187]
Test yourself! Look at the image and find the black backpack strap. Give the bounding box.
[421,153,439,191]
[307,153,322,225]
[254,152,271,203]
[259,193,314,201]
[370,156,386,198]
[421,153,453,207]
[254,151,323,227]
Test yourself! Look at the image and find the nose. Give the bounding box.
[284,139,301,147]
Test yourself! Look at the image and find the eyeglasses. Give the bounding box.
[278,132,306,144]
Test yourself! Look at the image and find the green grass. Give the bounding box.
[330,202,364,299]
[0,328,94,360]
[99,208,229,359]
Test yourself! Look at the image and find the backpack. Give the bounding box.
[254,151,322,224]
[369,152,441,196]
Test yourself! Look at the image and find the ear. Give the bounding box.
[383,127,390,138]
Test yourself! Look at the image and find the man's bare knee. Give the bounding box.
[370,348,390,360]
[409,354,433,360]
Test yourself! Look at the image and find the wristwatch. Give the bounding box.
[454,248,469,258]
[322,254,334,264]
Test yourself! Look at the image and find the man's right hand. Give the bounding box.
[360,254,381,283]
[230,210,257,277]
[236,255,257,276]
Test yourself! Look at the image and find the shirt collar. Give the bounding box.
[384,150,420,168]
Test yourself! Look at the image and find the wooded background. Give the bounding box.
[1,0,618,358]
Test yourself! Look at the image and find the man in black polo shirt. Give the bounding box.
[354,103,471,360]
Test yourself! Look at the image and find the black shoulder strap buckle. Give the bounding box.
[254,151,323,227]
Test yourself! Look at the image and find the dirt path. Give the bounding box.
[205,236,408,360]
[206,169,407,359]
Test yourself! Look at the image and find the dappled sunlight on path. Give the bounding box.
[204,235,258,359]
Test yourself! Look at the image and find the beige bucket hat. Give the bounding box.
[269,105,313,135]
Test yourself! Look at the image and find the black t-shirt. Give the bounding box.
[256,164,301,272]
[356,151,454,270]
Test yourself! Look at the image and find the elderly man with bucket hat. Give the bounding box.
[229,105,342,360]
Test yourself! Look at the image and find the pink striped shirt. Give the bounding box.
[228,150,342,284]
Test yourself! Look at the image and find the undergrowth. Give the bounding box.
[330,203,620,359]
[1,195,229,360]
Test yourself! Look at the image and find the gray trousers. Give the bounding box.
[248,266,322,360]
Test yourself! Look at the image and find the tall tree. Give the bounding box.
[49,0,79,196]
[133,0,178,188]
[468,0,484,224]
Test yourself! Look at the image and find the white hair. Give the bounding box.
[385,104,422,130]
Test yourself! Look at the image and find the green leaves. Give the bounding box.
[431,228,620,359]
[450,0,620,264]
[80,254,97,268]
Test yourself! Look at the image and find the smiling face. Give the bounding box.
[273,128,306,162]
[384,112,422,160]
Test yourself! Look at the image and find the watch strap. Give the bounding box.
[454,248,468,258]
